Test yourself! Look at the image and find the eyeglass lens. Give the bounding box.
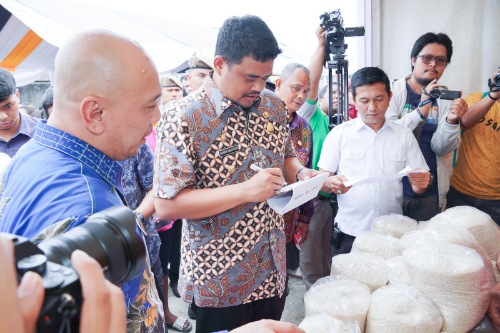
[419,54,447,66]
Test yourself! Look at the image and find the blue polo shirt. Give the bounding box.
[0,121,164,331]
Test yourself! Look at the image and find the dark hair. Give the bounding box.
[19,102,43,119]
[350,67,391,99]
[39,86,54,119]
[410,32,453,71]
[0,68,16,101]
[215,15,282,66]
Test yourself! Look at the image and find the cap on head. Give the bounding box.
[188,53,213,70]
[160,74,183,89]
[0,68,16,101]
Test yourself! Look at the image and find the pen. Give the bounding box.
[250,164,288,186]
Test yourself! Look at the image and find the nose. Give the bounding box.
[251,79,266,93]
[0,111,8,120]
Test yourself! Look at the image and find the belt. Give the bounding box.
[318,194,331,201]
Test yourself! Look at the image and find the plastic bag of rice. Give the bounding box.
[371,214,418,238]
[401,224,496,290]
[304,275,371,332]
[365,282,442,333]
[429,206,500,261]
[386,256,412,285]
[404,242,491,332]
[331,252,388,293]
[352,232,402,259]
[299,314,360,333]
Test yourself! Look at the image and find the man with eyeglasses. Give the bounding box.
[0,68,38,157]
[386,32,468,221]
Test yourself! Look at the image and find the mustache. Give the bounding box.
[243,91,260,97]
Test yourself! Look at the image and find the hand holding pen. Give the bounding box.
[249,164,287,198]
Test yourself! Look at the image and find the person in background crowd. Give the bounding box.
[0,68,38,157]
[184,52,213,92]
[160,75,184,105]
[153,15,317,333]
[275,62,314,290]
[39,86,54,119]
[446,68,500,225]
[319,67,431,255]
[386,32,467,221]
[0,29,164,333]
[296,26,333,288]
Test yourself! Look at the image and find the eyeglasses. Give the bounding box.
[416,54,447,66]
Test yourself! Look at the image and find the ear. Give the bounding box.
[275,78,283,92]
[411,57,416,68]
[213,56,225,75]
[80,96,105,135]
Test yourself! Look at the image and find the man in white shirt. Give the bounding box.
[318,67,431,255]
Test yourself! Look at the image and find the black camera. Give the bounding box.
[488,72,500,89]
[320,9,365,56]
[7,206,146,333]
[429,88,462,100]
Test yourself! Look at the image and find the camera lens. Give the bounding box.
[494,73,500,86]
[429,88,441,100]
[38,206,146,285]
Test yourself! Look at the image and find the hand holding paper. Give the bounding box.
[342,166,427,187]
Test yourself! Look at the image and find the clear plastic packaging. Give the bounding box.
[351,232,402,259]
[331,252,388,293]
[304,275,370,332]
[366,282,443,333]
[371,214,418,238]
[299,314,360,333]
[403,241,492,332]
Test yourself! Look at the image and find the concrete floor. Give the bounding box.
[166,275,307,332]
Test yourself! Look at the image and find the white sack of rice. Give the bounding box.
[417,220,430,230]
[429,206,500,260]
[331,252,388,293]
[299,314,354,333]
[403,242,491,332]
[351,232,402,259]
[371,214,418,238]
[305,275,370,331]
[385,256,412,285]
[365,282,442,333]
[400,224,496,283]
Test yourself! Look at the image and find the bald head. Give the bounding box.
[50,29,161,160]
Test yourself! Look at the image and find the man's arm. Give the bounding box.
[154,168,284,220]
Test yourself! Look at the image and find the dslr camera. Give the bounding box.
[7,206,146,333]
[429,88,462,100]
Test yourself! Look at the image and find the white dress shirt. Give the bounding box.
[318,117,429,236]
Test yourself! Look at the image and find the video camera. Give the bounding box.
[320,9,365,58]
[6,206,146,333]
[428,88,462,100]
[488,72,500,90]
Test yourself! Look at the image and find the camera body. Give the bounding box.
[320,9,364,56]
[12,235,83,332]
[488,72,500,89]
[429,88,462,100]
[6,206,146,333]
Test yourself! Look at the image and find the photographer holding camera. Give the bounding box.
[446,68,500,226]
[386,32,468,221]
[0,30,164,332]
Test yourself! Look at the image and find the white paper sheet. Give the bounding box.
[343,166,426,187]
[266,172,329,215]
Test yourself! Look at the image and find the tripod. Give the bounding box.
[326,53,349,131]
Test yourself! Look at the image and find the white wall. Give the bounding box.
[372,0,499,96]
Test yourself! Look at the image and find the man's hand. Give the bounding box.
[408,171,431,194]
[244,168,286,202]
[446,97,468,124]
[297,168,323,181]
[230,319,305,333]
[326,174,351,195]
[295,222,309,244]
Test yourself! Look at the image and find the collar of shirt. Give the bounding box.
[203,76,262,118]
[33,120,123,190]
[11,112,38,139]
[289,112,300,129]
[353,116,395,133]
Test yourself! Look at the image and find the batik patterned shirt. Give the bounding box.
[154,77,295,308]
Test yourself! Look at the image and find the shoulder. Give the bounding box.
[390,75,411,97]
